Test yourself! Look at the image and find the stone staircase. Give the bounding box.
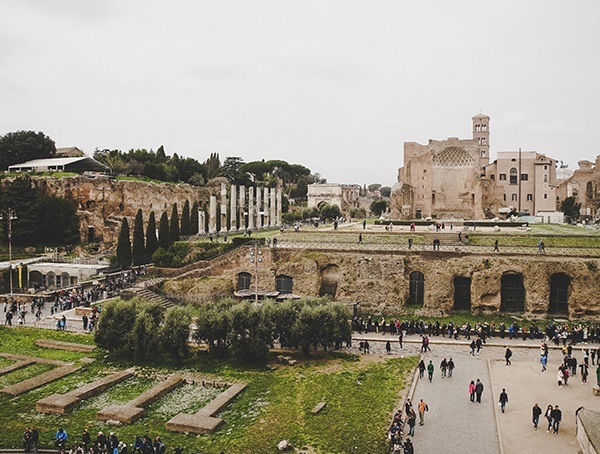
[122,277,174,309]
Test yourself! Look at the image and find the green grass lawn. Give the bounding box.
[0,327,416,453]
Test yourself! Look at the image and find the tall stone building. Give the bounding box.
[557,156,600,221]
[390,114,559,220]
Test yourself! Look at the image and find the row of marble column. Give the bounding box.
[198,183,283,235]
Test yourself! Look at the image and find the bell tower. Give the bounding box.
[472,113,490,168]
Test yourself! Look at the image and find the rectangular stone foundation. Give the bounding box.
[36,369,134,414]
[35,339,96,353]
[1,365,79,396]
[97,375,184,424]
[166,383,247,434]
[0,359,35,377]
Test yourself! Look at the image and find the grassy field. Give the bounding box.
[0,327,416,454]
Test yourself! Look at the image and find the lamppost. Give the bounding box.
[249,240,262,304]
[1,208,17,296]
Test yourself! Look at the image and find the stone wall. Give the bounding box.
[32,176,202,248]
[172,246,600,318]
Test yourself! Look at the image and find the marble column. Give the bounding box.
[220,183,228,234]
[256,186,263,229]
[198,210,206,235]
[263,187,270,227]
[229,185,237,232]
[239,185,245,231]
[209,196,217,235]
[270,188,276,227]
[248,186,255,231]
[276,187,282,227]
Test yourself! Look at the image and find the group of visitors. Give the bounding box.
[387,403,417,453]
[23,427,175,454]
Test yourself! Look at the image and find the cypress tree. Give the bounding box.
[190,201,199,235]
[180,200,191,236]
[146,211,158,258]
[116,218,132,269]
[132,209,145,266]
[158,211,170,249]
[169,203,180,243]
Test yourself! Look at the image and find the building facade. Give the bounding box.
[390,114,559,220]
[557,156,600,222]
[307,183,360,216]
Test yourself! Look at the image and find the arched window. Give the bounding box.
[276,275,293,294]
[29,271,43,289]
[237,272,251,291]
[501,273,525,312]
[509,168,518,185]
[453,276,471,310]
[61,272,70,288]
[46,272,56,289]
[586,181,594,199]
[408,271,424,306]
[549,273,570,314]
[319,264,340,299]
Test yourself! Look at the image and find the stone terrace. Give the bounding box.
[96,375,184,424]
[36,368,134,414]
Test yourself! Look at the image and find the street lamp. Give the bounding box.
[0,208,17,296]
[249,240,262,304]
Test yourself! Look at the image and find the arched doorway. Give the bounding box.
[453,276,471,310]
[275,275,293,294]
[408,271,424,306]
[237,272,251,291]
[549,273,570,314]
[319,264,341,299]
[501,273,525,312]
[46,272,56,289]
[29,271,43,289]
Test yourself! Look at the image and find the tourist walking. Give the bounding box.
[398,331,404,349]
[427,360,434,383]
[386,341,392,355]
[532,403,542,430]
[476,338,482,354]
[493,239,499,252]
[417,399,428,426]
[505,347,512,365]
[403,437,414,454]
[469,380,476,402]
[551,405,562,434]
[418,360,426,379]
[580,363,589,384]
[440,358,447,378]
[470,340,476,356]
[407,408,416,436]
[475,379,484,403]
[544,405,553,432]
[447,358,455,377]
[596,364,600,386]
[358,233,363,244]
[499,388,509,413]
[541,353,548,372]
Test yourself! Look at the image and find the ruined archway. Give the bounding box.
[319,264,341,299]
[501,272,525,312]
[453,276,471,310]
[275,275,293,294]
[549,273,570,314]
[237,272,251,291]
[408,271,424,306]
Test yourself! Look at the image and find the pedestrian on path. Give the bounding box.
[427,360,434,383]
[447,358,455,377]
[469,380,476,402]
[493,239,499,252]
[475,379,484,403]
[580,363,588,384]
[386,341,392,355]
[551,405,562,434]
[470,340,476,355]
[532,403,542,430]
[364,340,370,354]
[499,388,509,413]
[440,358,447,378]
[545,405,553,432]
[398,331,403,349]
[407,408,416,436]
[418,360,426,379]
[476,338,482,354]
[403,438,414,454]
[596,364,600,386]
[541,353,548,372]
[505,347,512,365]
[417,399,428,426]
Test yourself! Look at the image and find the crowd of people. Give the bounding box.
[22,427,177,454]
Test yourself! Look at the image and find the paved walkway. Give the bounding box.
[353,333,600,454]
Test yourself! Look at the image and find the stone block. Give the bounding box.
[311,402,326,415]
[97,404,145,424]
[593,386,600,396]
[166,413,223,434]
[35,339,96,353]
[36,393,81,414]
[1,365,79,396]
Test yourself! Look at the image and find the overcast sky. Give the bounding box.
[1,1,599,186]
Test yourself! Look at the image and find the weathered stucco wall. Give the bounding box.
[173,247,600,318]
